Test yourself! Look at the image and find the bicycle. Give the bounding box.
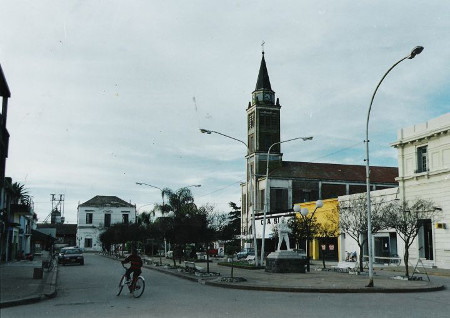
[117,264,145,298]
[42,253,56,272]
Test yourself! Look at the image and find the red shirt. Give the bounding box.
[123,254,143,270]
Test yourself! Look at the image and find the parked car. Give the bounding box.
[60,248,84,266]
[58,247,72,264]
[236,248,254,259]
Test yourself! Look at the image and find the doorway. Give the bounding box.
[418,219,433,260]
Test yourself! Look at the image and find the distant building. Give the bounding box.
[37,223,77,250]
[77,196,136,252]
[241,53,398,253]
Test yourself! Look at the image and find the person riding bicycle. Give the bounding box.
[121,248,143,292]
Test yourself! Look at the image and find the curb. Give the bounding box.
[42,264,58,299]
[203,280,446,293]
[0,295,42,309]
[143,262,446,294]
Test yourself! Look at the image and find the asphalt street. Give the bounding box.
[2,254,450,318]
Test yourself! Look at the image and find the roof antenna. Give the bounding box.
[261,41,265,55]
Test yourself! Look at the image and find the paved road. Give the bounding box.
[2,254,450,318]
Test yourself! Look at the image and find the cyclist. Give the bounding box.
[121,248,143,292]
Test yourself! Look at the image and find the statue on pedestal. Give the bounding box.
[277,217,292,251]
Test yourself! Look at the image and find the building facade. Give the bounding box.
[0,64,11,261]
[339,113,450,269]
[77,196,136,252]
[391,112,450,268]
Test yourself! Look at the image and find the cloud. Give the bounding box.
[2,0,449,223]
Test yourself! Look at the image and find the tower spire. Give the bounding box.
[255,49,272,90]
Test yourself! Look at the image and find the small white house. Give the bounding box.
[76,196,136,252]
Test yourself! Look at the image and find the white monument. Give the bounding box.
[277,217,292,251]
[266,215,306,273]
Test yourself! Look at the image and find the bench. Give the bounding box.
[184,261,204,272]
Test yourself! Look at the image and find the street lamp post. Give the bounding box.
[365,46,424,287]
[260,136,313,265]
[200,128,259,266]
[293,200,323,272]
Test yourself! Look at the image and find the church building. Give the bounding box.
[240,52,398,253]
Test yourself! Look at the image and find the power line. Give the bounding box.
[308,141,363,163]
[197,181,242,198]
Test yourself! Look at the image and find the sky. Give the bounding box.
[1,1,449,224]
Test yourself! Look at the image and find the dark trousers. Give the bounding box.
[125,268,142,281]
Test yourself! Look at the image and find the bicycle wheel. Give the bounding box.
[117,275,125,296]
[132,277,145,298]
[43,260,54,272]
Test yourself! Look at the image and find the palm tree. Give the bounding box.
[10,182,30,205]
[157,187,196,216]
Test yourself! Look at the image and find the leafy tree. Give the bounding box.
[337,194,386,272]
[288,215,320,252]
[219,202,241,241]
[99,223,147,255]
[384,198,438,277]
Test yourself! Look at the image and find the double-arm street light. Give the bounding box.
[365,46,424,287]
[293,200,323,272]
[200,128,259,266]
[260,136,313,265]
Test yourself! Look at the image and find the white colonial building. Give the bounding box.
[76,196,136,252]
[339,112,450,269]
[391,112,450,269]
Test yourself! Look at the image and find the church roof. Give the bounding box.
[269,161,398,184]
[255,53,272,91]
[78,195,135,208]
[0,64,11,98]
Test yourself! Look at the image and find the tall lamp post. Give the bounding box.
[200,128,259,266]
[365,46,424,287]
[136,182,201,257]
[260,136,313,265]
[293,200,323,272]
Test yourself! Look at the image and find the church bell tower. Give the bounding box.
[247,52,282,178]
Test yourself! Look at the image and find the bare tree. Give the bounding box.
[337,194,386,272]
[384,198,438,277]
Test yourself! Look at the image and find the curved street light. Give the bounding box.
[365,46,424,287]
[260,136,313,265]
[200,128,259,266]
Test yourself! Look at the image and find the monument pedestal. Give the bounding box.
[265,250,306,273]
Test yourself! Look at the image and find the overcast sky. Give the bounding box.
[1,1,449,224]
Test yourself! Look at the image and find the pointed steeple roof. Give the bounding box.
[255,53,272,90]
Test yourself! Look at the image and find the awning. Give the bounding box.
[31,229,56,243]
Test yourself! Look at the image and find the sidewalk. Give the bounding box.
[142,257,447,293]
[0,257,57,308]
